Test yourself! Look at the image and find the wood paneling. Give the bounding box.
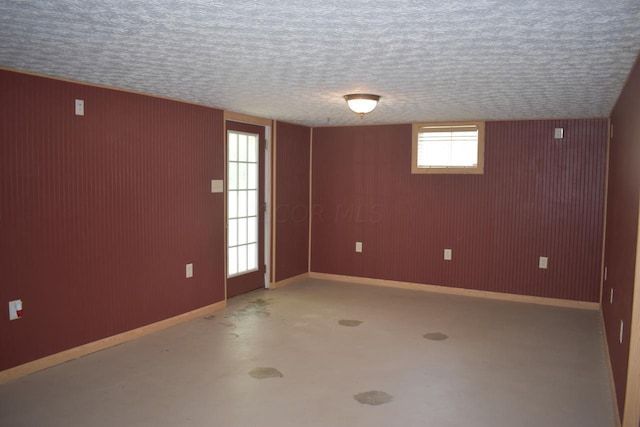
[604,54,640,421]
[274,122,311,281]
[311,119,607,301]
[0,70,225,371]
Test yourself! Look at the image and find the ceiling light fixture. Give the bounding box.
[344,94,381,118]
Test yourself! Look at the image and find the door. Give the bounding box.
[226,121,266,298]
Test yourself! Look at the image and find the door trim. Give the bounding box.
[223,112,273,298]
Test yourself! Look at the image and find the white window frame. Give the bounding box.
[227,130,260,278]
[411,121,485,174]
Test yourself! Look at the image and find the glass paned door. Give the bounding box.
[226,120,265,298]
[227,130,259,277]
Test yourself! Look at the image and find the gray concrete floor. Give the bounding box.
[0,279,616,427]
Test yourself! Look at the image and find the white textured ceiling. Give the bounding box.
[1,0,639,127]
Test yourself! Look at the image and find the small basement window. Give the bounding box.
[412,121,485,174]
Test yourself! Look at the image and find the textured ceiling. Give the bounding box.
[1,0,639,127]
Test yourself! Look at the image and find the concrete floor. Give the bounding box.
[0,279,615,427]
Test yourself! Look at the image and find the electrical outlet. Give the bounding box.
[75,99,84,116]
[444,249,452,261]
[539,256,548,269]
[355,242,362,253]
[8,299,23,320]
[554,127,564,139]
[186,263,193,278]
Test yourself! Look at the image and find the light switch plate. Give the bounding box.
[355,242,362,253]
[211,179,223,193]
[186,263,193,278]
[444,249,452,261]
[539,256,548,269]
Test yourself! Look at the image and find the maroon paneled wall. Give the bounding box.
[311,119,607,301]
[274,121,311,281]
[603,55,640,417]
[0,70,225,371]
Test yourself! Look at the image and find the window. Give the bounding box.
[227,131,259,277]
[412,121,485,174]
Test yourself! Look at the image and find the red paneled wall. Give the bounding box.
[311,119,607,301]
[603,55,640,417]
[0,70,225,371]
[274,121,311,282]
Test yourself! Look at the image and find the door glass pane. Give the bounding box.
[247,190,257,216]
[228,133,238,161]
[248,135,257,162]
[228,163,238,190]
[248,216,257,244]
[238,134,247,162]
[238,163,247,190]
[238,190,247,217]
[228,191,237,219]
[228,247,238,276]
[238,217,247,245]
[228,218,238,247]
[238,245,247,272]
[247,243,257,270]
[248,164,257,190]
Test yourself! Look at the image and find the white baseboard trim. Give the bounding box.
[600,311,622,427]
[269,272,310,289]
[308,272,600,310]
[0,300,226,384]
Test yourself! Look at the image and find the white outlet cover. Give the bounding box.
[554,127,564,139]
[539,256,548,269]
[8,299,22,320]
[444,249,452,261]
[75,99,84,116]
[355,242,362,253]
[186,263,193,278]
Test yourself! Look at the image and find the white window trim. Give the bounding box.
[411,121,485,175]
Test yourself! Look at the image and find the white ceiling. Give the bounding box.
[1,0,639,127]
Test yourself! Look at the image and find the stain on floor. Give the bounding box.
[203,315,216,320]
[227,298,272,320]
[249,367,283,379]
[353,390,393,405]
[423,332,448,341]
[338,319,363,327]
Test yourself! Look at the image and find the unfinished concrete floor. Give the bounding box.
[0,279,615,427]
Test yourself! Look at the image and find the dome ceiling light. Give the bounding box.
[344,94,381,118]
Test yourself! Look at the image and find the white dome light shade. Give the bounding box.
[344,94,381,117]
